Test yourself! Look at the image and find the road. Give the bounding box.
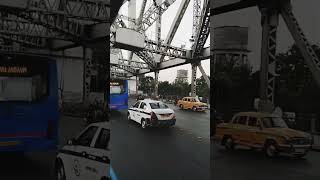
[0,116,86,180]
[212,141,320,180]
[110,98,210,180]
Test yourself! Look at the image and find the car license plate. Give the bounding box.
[295,148,305,153]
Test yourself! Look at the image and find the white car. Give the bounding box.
[55,122,111,180]
[128,99,176,128]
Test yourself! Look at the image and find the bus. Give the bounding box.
[109,79,128,110]
[0,54,59,152]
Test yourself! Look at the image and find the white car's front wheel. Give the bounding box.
[141,119,147,129]
[55,160,66,180]
[127,113,131,121]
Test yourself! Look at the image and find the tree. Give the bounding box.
[196,76,210,99]
[158,81,171,96]
[275,44,320,112]
[138,76,155,95]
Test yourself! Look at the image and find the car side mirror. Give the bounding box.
[67,138,76,145]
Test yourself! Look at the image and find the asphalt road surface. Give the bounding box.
[212,141,320,180]
[0,116,86,180]
[110,99,210,180]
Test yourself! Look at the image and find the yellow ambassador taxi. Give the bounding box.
[215,112,313,158]
[177,97,208,112]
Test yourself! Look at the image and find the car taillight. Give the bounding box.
[151,112,158,121]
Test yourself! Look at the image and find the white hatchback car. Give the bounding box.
[55,122,111,180]
[128,99,176,128]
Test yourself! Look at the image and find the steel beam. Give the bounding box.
[138,0,177,31]
[280,1,320,88]
[158,0,191,62]
[192,0,210,57]
[198,62,210,87]
[258,4,279,112]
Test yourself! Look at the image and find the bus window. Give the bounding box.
[0,74,48,102]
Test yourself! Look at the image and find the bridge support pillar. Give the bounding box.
[258,5,279,113]
[154,71,159,97]
[83,47,93,103]
[191,63,197,97]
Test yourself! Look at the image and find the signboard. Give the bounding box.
[114,28,145,51]
[0,66,28,74]
[0,58,47,77]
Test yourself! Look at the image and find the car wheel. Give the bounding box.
[179,104,183,109]
[192,106,197,111]
[127,113,131,121]
[224,137,235,150]
[141,119,147,129]
[55,160,66,180]
[265,141,279,158]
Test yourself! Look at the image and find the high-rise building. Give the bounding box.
[175,69,188,83]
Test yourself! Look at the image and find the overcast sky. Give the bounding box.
[119,0,210,83]
[213,0,320,71]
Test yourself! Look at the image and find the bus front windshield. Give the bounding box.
[110,81,125,95]
[0,75,48,102]
[262,117,288,128]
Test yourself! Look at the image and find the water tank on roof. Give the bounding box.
[213,26,248,51]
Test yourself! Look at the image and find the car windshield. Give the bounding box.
[149,102,168,109]
[262,117,288,128]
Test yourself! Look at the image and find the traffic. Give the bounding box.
[110,96,210,180]
[214,112,313,158]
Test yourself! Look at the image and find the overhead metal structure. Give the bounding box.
[0,0,113,103]
[212,0,320,113]
[111,0,211,97]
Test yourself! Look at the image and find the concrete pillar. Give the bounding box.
[191,63,197,97]
[136,76,139,96]
[83,47,93,103]
[154,71,159,97]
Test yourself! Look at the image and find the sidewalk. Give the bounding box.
[312,134,320,152]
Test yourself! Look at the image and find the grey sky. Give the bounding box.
[213,0,320,71]
[119,0,210,83]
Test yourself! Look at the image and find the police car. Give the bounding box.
[128,99,176,128]
[55,122,112,180]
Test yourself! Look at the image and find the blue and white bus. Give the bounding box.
[109,79,128,110]
[0,54,59,152]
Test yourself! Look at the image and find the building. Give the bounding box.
[213,26,250,67]
[175,69,188,83]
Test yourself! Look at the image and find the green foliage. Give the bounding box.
[275,44,320,112]
[138,76,155,95]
